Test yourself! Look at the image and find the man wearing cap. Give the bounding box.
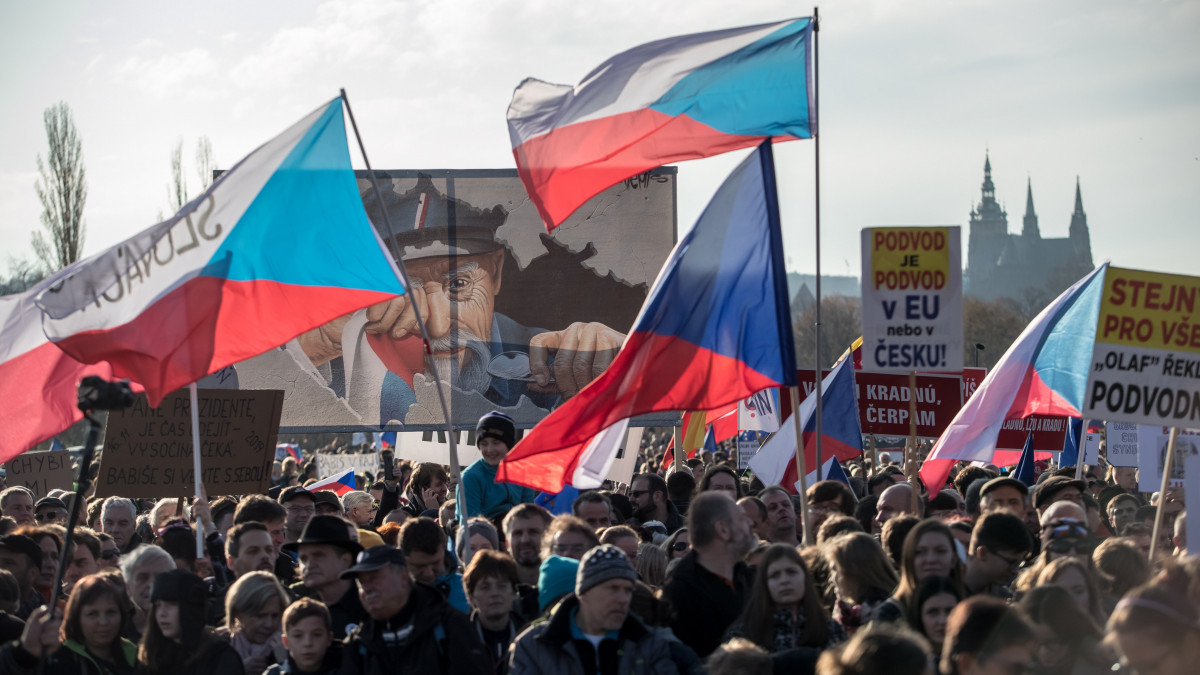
[1032,476,1087,517]
[510,544,689,675]
[285,514,366,638]
[33,497,67,527]
[294,175,625,425]
[979,477,1029,521]
[457,411,537,527]
[280,486,317,546]
[339,545,489,675]
[0,534,43,619]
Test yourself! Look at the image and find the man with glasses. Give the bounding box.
[279,486,316,546]
[963,511,1033,599]
[539,515,600,562]
[628,473,683,533]
[32,497,67,526]
[95,532,121,569]
[1031,476,1087,518]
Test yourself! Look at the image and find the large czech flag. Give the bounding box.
[498,142,797,493]
[920,265,1108,493]
[36,98,406,407]
[508,18,815,230]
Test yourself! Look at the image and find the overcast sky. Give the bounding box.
[2,0,1197,283]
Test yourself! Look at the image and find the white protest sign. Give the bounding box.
[739,389,781,433]
[394,431,483,466]
[317,452,380,480]
[1135,426,1196,492]
[606,427,643,487]
[1105,421,1139,467]
[737,432,765,470]
[1083,268,1200,427]
[861,227,962,372]
[1082,431,1102,466]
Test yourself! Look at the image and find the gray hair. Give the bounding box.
[120,544,176,582]
[342,490,373,512]
[225,571,289,628]
[456,517,499,563]
[102,497,137,522]
[150,498,189,528]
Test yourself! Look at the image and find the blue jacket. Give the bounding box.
[455,458,537,524]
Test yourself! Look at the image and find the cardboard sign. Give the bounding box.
[1136,426,1196,491]
[316,452,381,480]
[798,369,963,437]
[3,451,75,499]
[861,227,963,371]
[995,415,1071,452]
[1105,421,1140,467]
[98,389,283,498]
[1084,267,1200,427]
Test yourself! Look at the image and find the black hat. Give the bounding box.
[476,411,516,449]
[279,486,315,505]
[283,514,363,555]
[150,570,207,650]
[339,545,406,580]
[35,497,67,511]
[980,477,1028,499]
[1032,476,1087,511]
[312,490,343,510]
[0,534,42,568]
[361,174,507,261]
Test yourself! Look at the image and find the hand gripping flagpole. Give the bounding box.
[338,90,468,559]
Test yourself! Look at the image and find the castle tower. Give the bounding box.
[1022,177,1040,239]
[1069,176,1092,267]
[967,152,1009,290]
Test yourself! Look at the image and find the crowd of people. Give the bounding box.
[0,409,1195,675]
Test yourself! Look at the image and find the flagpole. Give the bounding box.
[338,90,466,546]
[189,383,205,558]
[1073,419,1087,481]
[790,386,813,545]
[811,6,824,481]
[1149,426,1179,562]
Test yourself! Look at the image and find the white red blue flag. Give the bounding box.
[307,468,357,497]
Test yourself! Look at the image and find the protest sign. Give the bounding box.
[737,432,767,470]
[861,227,963,372]
[798,369,962,437]
[1136,426,1195,491]
[959,367,988,402]
[1105,421,1139,467]
[394,430,485,466]
[3,451,75,498]
[606,427,643,487]
[1082,430,1102,466]
[316,452,381,480]
[995,415,1070,452]
[1084,267,1200,427]
[739,389,781,433]
[98,389,283,498]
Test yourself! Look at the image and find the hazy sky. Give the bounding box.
[2,0,1197,282]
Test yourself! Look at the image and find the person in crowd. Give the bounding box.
[1035,557,1106,625]
[33,498,67,528]
[1105,465,1139,495]
[456,411,537,525]
[737,497,770,541]
[154,519,200,574]
[95,534,120,570]
[874,519,964,623]
[0,574,137,675]
[403,462,451,518]
[666,470,695,516]
[463,550,524,675]
[312,491,343,517]
[1107,574,1200,675]
[341,492,376,529]
[0,488,35,527]
[149,500,189,533]
[218,571,289,675]
[119,544,175,639]
[874,483,925,534]
[510,545,691,675]
[961,511,1031,598]
[397,517,469,613]
[1017,585,1111,675]
[1032,476,1086,518]
[635,542,667,587]
[210,497,239,538]
[977,477,1028,520]
[1090,537,1151,613]
[226,522,277,579]
[535,555,579,615]
[661,527,689,562]
[927,490,967,520]
[0,568,24,643]
[816,623,933,675]
[697,465,742,499]
[456,517,500,568]
[906,576,960,655]
[939,596,1034,675]
[807,481,857,532]
[1015,517,1093,592]
[572,491,615,531]
[725,543,845,654]
[759,487,798,546]
[138,569,244,675]
[264,598,338,675]
[233,495,296,584]
[284,514,365,639]
[100,498,140,554]
[598,525,639,568]
[62,529,102,597]
[16,526,60,607]
[280,486,316,546]
[817,515,864,545]
[706,637,772,675]
[0,533,44,619]
[880,515,921,569]
[539,515,599,562]
[339,546,489,675]
[661,491,756,657]
[823,532,897,636]
[628,473,685,532]
[501,504,551,587]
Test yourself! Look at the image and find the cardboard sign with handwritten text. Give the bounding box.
[3,451,75,498]
[98,389,283,498]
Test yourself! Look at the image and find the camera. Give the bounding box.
[77,376,136,411]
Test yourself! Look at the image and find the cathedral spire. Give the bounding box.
[1022,176,1039,238]
[1073,175,1084,214]
[1069,176,1092,267]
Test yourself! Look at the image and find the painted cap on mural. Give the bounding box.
[360,173,508,260]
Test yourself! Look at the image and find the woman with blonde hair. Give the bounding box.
[1036,557,1106,625]
[636,541,667,587]
[823,532,897,635]
[218,571,288,674]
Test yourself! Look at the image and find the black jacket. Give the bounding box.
[338,583,490,675]
[660,551,754,657]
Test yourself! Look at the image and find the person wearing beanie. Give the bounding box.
[456,411,538,526]
[511,545,696,674]
[137,569,243,675]
[537,555,581,614]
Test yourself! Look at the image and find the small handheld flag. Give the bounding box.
[307,468,357,497]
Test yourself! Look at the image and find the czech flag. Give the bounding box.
[35,97,405,407]
[498,142,796,493]
[507,18,814,230]
[307,468,356,497]
[920,265,1107,493]
[749,355,863,493]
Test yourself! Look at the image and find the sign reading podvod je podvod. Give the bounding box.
[99,389,284,498]
[861,227,963,372]
[1083,267,1200,427]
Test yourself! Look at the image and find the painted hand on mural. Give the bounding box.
[528,321,624,399]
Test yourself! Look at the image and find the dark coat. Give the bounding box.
[660,551,754,657]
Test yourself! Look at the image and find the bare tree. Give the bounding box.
[32,101,87,271]
[195,136,216,190]
[168,137,188,211]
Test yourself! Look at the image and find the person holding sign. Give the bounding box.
[455,412,537,526]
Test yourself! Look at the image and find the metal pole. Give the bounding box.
[189,383,205,558]
[48,415,101,610]
[790,386,813,545]
[811,7,824,481]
